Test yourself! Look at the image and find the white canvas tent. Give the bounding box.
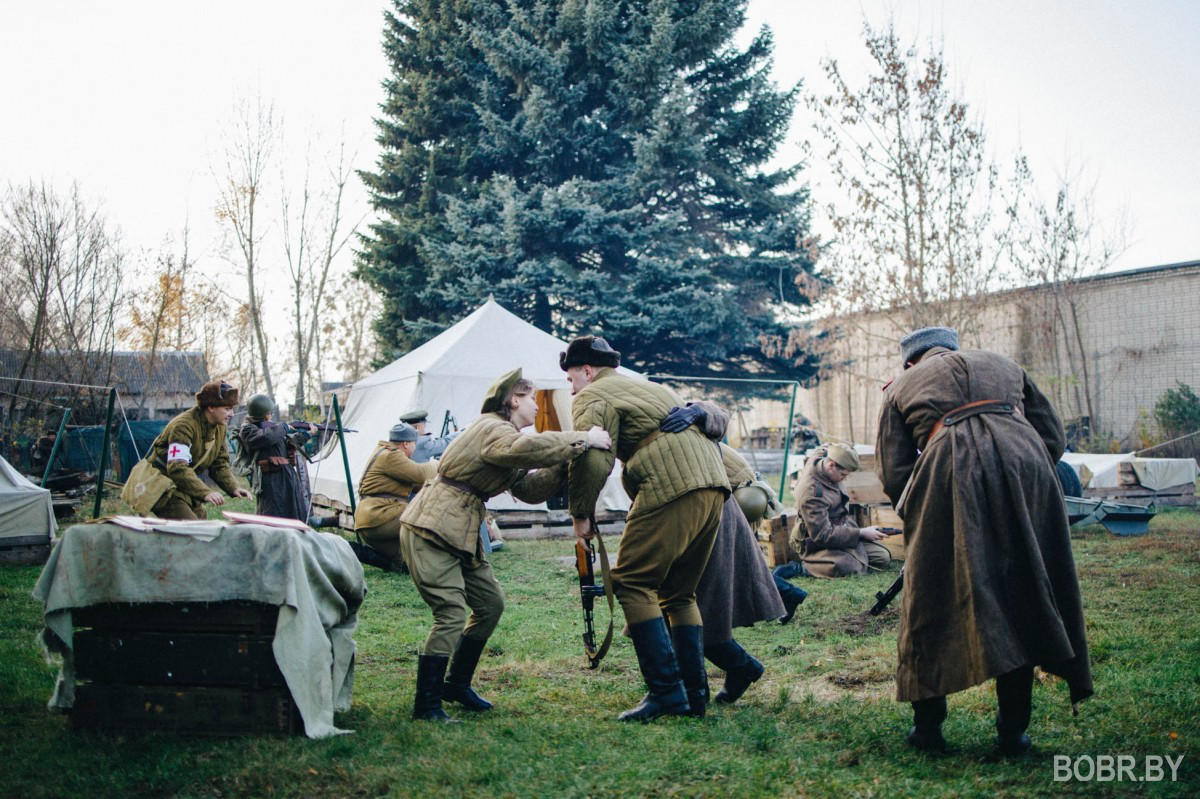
[0,454,57,541]
[309,299,637,512]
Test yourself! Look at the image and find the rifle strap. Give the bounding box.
[591,518,615,667]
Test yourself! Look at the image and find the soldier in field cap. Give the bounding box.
[876,326,1092,755]
[353,421,438,571]
[562,335,731,722]
[122,379,252,519]
[786,442,892,579]
[400,408,461,464]
[397,368,613,722]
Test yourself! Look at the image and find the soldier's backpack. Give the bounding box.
[230,430,255,479]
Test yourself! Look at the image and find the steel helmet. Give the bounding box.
[246,393,275,421]
[733,484,770,524]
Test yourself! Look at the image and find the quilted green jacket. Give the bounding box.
[568,368,729,519]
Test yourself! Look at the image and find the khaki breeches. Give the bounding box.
[612,488,724,627]
[399,523,505,656]
[357,515,405,571]
[152,491,203,520]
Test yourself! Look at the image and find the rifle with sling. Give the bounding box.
[575,516,614,668]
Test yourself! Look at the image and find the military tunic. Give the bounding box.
[239,419,308,520]
[354,441,438,569]
[399,413,589,656]
[876,346,1092,704]
[791,450,891,578]
[146,406,241,520]
[568,367,730,627]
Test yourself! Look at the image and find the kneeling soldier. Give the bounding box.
[353,422,438,571]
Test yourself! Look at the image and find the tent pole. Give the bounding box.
[92,388,117,519]
[41,408,71,487]
[779,383,798,500]
[332,394,356,516]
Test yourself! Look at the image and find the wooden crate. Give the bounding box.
[1082,481,1195,507]
[70,684,300,736]
[0,534,51,565]
[763,513,799,567]
[68,601,300,736]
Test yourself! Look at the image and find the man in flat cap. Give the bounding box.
[562,335,730,722]
[398,368,612,721]
[353,421,439,571]
[122,379,252,519]
[876,326,1092,755]
[787,442,892,579]
[401,409,461,464]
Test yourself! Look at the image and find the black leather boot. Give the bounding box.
[907,696,948,752]
[704,639,764,704]
[996,666,1034,756]
[618,617,690,722]
[444,635,493,711]
[412,654,455,722]
[778,582,808,625]
[670,625,708,718]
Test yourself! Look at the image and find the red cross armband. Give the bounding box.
[166,443,192,464]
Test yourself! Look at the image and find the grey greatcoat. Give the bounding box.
[239,420,308,520]
[876,346,1093,705]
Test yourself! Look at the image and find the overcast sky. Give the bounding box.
[2,0,1197,289]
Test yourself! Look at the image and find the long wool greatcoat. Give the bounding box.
[876,346,1093,704]
[239,420,308,520]
[695,444,785,645]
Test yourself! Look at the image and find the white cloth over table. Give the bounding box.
[32,521,365,738]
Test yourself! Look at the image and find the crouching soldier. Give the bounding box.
[398,369,612,721]
[123,380,252,519]
[353,422,438,571]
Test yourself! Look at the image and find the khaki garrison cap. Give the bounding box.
[481,368,524,414]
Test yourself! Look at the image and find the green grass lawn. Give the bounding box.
[1,507,1197,798]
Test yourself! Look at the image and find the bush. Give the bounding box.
[1154,382,1200,439]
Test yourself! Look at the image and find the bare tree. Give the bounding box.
[215,95,277,397]
[1011,159,1128,443]
[807,21,1019,339]
[326,274,381,384]
[280,133,361,411]
[0,181,126,421]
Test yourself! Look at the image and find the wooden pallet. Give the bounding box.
[0,534,52,565]
[1082,482,1195,507]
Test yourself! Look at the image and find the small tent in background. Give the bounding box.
[0,454,57,564]
[309,299,636,513]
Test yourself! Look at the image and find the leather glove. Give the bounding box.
[660,404,706,433]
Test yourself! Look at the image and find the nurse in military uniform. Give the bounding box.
[138,380,251,519]
[398,369,612,721]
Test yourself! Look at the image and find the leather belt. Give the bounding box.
[633,429,664,456]
[436,475,489,501]
[927,399,1015,444]
[361,490,416,502]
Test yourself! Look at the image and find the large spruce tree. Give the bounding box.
[359,0,821,377]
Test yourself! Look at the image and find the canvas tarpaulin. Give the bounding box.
[0,454,56,541]
[33,521,365,738]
